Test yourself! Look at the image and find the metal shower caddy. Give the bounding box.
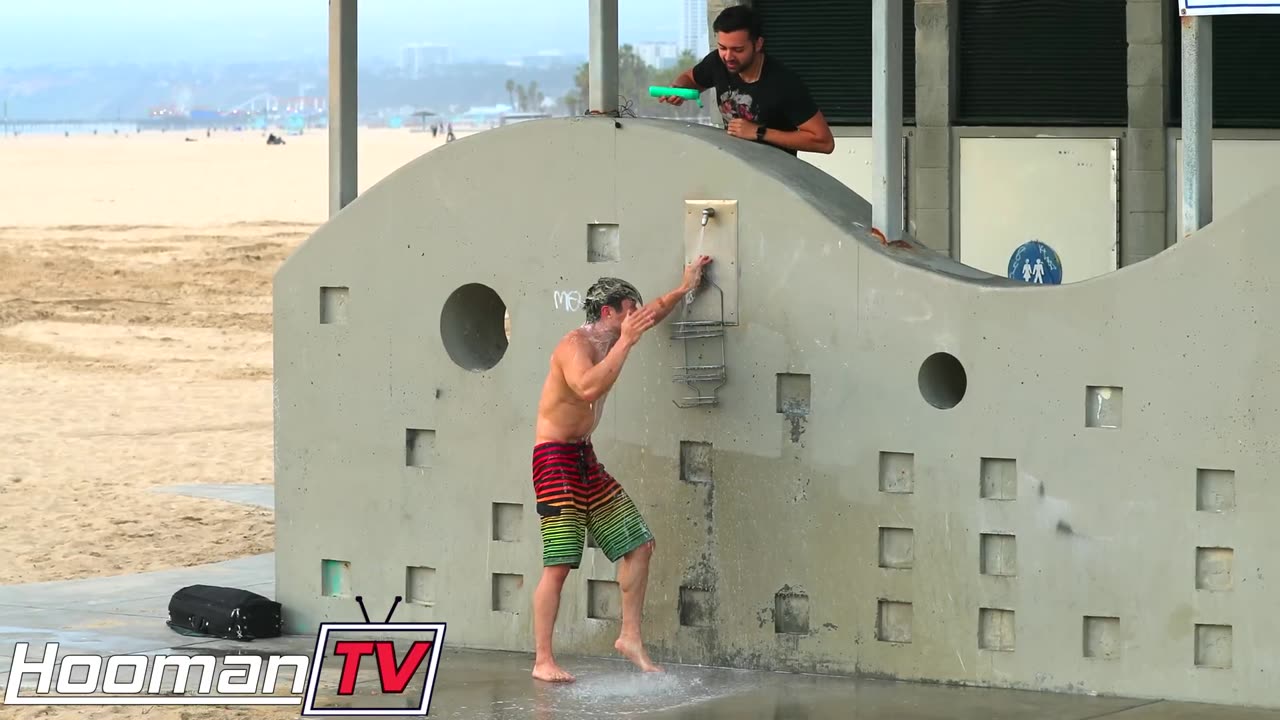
[670,279,728,408]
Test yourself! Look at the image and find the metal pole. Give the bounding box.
[872,0,904,242]
[1181,14,1212,236]
[329,0,358,217]
[588,0,619,114]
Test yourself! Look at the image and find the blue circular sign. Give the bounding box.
[1007,241,1063,285]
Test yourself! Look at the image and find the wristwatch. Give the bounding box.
[755,126,767,142]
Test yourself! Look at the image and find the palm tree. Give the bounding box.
[526,81,544,112]
[562,91,580,116]
[570,47,707,119]
[505,79,515,109]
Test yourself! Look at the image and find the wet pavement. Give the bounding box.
[328,647,1280,720]
[1,484,1278,717]
[10,634,1280,719]
[149,482,275,509]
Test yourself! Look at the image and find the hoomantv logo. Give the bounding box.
[301,620,443,716]
[3,596,447,717]
[3,644,312,707]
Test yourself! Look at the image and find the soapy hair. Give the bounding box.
[583,277,643,323]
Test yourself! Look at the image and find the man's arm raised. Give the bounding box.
[557,257,710,402]
[646,255,712,324]
[558,308,657,403]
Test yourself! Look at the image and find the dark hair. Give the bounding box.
[584,277,643,323]
[713,6,763,41]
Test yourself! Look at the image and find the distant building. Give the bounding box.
[401,44,451,78]
[635,41,679,69]
[682,0,709,55]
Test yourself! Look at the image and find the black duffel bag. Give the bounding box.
[166,584,282,641]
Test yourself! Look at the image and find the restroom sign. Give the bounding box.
[1180,0,1280,15]
[1008,241,1062,285]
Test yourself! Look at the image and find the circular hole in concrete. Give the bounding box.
[918,352,966,409]
[440,283,508,371]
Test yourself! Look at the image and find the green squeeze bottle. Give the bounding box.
[648,86,703,108]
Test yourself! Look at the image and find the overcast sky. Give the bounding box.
[0,0,688,66]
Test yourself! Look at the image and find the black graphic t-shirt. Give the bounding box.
[691,51,820,155]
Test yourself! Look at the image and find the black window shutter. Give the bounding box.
[1167,2,1280,128]
[752,0,916,125]
[957,0,1127,126]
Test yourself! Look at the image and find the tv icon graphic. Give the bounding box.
[301,596,447,717]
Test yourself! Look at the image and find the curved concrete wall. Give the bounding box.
[273,117,1280,707]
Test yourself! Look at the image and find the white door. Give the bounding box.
[958,137,1119,284]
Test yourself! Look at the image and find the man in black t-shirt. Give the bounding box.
[659,5,834,156]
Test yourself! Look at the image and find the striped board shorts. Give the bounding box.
[532,440,653,568]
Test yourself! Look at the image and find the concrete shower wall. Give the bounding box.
[273,117,1280,708]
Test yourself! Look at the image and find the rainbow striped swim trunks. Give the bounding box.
[532,440,653,568]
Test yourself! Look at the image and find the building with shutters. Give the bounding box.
[707,0,1280,285]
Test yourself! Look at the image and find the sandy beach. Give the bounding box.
[0,127,456,586]
[0,127,469,719]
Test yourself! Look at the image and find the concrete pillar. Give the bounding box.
[1180,14,1213,239]
[1123,0,1170,261]
[588,0,619,114]
[872,0,905,242]
[328,0,357,217]
[910,0,954,255]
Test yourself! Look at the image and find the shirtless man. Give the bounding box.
[530,256,712,683]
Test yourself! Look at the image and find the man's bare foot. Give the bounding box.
[531,659,575,683]
[614,636,663,673]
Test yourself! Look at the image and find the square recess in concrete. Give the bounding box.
[321,559,351,597]
[1195,624,1232,668]
[776,373,811,416]
[979,608,1015,651]
[679,587,713,628]
[980,457,1016,500]
[878,527,914,570]
[680,441,713,484]
[492,502,523,542]
[320,286,349,324]
[775,591,810,635]
[1085,386,1123,428]
[406,428,436,468]
[879,452,914,494]
[588,580,621,620]
[406,566,436,606]
[1084,616,1120,659]
[980,533,1017,577]
[1196,547,1233,591]
[492,574,523,613]
[1196,468,1235,512]
[587,223,621,262]
[877,600,913,643]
